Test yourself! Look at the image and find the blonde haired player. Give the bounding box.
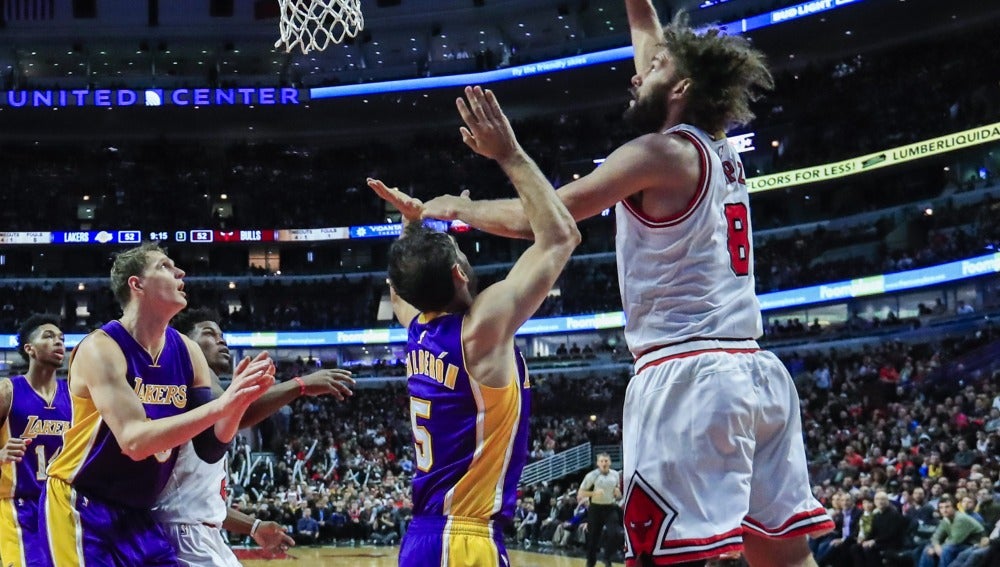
[38,244,275,566]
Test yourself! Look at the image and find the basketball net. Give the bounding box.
[274,0,364,54]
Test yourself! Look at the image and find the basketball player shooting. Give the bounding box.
[367,85,580,567]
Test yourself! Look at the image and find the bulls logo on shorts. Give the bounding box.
[622,473,677,559]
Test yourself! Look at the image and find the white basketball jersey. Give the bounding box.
[152,441,228,526]
[615,124,763,360]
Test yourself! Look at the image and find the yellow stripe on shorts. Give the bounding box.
[0,498,27,567]
[44,477,85,567]
[443,517,500,567]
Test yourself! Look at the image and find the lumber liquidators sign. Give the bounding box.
[748,122,1000,193]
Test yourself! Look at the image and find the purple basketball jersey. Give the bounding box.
[45,320,194,509]
[406,312,531,524]
[0,376,71,501]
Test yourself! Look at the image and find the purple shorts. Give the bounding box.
[39,478,179,567]
[1,496,53,567]
[399,516,510,567]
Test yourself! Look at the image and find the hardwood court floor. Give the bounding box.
[242,545,603,566]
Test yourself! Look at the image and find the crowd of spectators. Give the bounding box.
[755,188,1000,293]
[222,367,625,550]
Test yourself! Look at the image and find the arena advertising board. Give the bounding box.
[747,121,1000,193]
[4,251,997,349]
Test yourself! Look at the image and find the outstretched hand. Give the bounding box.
[456,86,520,164]
[422,190,471,221]
[222,351,275,408]
[300,368,355,401]
[367,178,424,226]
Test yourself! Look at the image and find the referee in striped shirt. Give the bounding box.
[579,453,622,567]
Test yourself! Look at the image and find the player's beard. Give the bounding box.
[623,81,673,134]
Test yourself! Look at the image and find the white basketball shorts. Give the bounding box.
[622,342,833,565]
[164,523,243,567]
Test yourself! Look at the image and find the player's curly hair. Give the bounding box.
[171,307,222,337]
[17,313,62,362]
[388,223,458,313]
[662,12,774,134]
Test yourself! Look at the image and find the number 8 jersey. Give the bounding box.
[0,375,71,502]
[615,123,763,363]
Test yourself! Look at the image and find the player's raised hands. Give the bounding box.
[456,86,521,164]
[300,368,355,401]
[223,351,275,407]
[421,190,471,221]
[0,437,30,464]
[367,178,424,226]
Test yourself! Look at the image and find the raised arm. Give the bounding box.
[423,132,693,239]
[626,0,667,76]
[366,177,425,329]
[455,87,580,385]
[238,368,354,429]
[184,337,279,446]
[73,333,273,461]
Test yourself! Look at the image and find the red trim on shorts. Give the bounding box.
[626,528,744,565]
[626,544,745,566]
[619,130,711,228]
[633,337,758,361]
[743,508,835,539]
[658,527,745,549]
[637,348,760,374]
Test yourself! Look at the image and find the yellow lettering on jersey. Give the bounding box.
[405,349,460,391]
[133,377,188,408]
[20,415,71,438]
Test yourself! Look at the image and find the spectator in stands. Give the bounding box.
[553,497,588,549]
[916,496,985,567]
[954,440,979,470]
[538,496,562,545]
[296,506,320,546]
[516,500,539,548]
[977,489,1000,529]
[908,487,941,528]
[948,518,1000,567]
[371,510,400,546]
[961,496,986,527]
[812,492,845,559]
[820,492,862,566]
[853,490,910,567]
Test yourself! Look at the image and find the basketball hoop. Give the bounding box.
[274,0,364,54]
